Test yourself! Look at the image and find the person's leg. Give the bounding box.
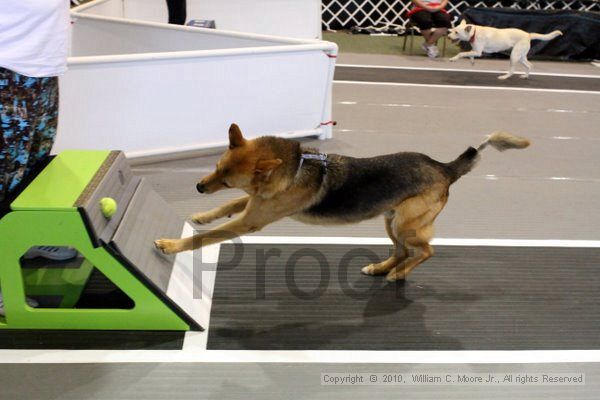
[1,73,59,204]
[429,11,451,45]
[0,69,48,316]
[166,0,186,25]
[421,29,434,43]
[1,70,60,205]
[2,73,42,200]
[410,10,435,43]
[25,75,59,182]
[0,155,53,219]
[22,76,76,261]
[410,11,439,57]
[0,69,76,262]
[428,27,447,45]
[0,67,15,206]
[0,68,9,317]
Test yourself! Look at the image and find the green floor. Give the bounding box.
[323,31,460,57]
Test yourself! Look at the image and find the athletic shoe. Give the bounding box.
[22,246,78,261]
[0,292,39,317]
[421,43,438,59]
[428,45,439,58]
[421,42,429,55]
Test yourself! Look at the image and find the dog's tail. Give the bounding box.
[445,132,530,183]
[530,30,563,41]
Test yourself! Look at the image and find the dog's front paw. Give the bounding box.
[361,264,377,275]
[449,56,459,62]
[385,269,406,282]
[519,74,529,79]
[154,238,183,254]
[191,212,216,225]
[497,74,510,80]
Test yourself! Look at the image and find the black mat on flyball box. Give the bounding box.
[207,244,600,350]
[0,330,185,350]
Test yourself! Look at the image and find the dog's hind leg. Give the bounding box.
[361,211,407,276]
[498,50,519,80]
[385,189,448,281]
[499,40,530,80]
[498,62,516,80]
[385,224,435,282]
[519,57,533,79]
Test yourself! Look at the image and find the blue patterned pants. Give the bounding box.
[0,67,59,203]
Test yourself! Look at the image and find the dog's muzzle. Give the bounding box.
[196,183,206,193]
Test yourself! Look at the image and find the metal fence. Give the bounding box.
[322,0,600,31]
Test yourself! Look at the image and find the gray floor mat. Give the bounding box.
[335,66,600,91]
[208,244,600,350]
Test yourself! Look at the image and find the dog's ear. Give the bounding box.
[228,123,245,149]
[465,24,473,33]
[255,159,282,174]
[459,19,466,27]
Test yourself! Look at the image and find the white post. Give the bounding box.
[318,43,338,140]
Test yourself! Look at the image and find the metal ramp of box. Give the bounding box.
[0,150,202,331]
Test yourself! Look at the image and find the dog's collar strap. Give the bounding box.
[469,27,476,43]
[295,153,328,179]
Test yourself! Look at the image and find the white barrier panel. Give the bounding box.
[74,0,322,39]
[56,15,337,159]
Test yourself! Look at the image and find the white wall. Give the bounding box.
[55,16,337,159]
[71,17,283,57]
[76,0,322,39]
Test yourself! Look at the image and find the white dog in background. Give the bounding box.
[448,19,563,80]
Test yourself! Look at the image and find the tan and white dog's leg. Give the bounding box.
[156,193,306,254]
[190,195,249,224]
[361,212,407,276]
[385,224,435,281]
[155,215,262,254]
[384,189,448,282]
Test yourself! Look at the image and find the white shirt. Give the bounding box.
[0,0,70,77]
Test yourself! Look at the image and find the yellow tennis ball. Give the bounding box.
[100,197,117,218]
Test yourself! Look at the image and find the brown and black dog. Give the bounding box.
[155,124,529,281]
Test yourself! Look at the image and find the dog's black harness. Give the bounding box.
[295,153,328,179]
